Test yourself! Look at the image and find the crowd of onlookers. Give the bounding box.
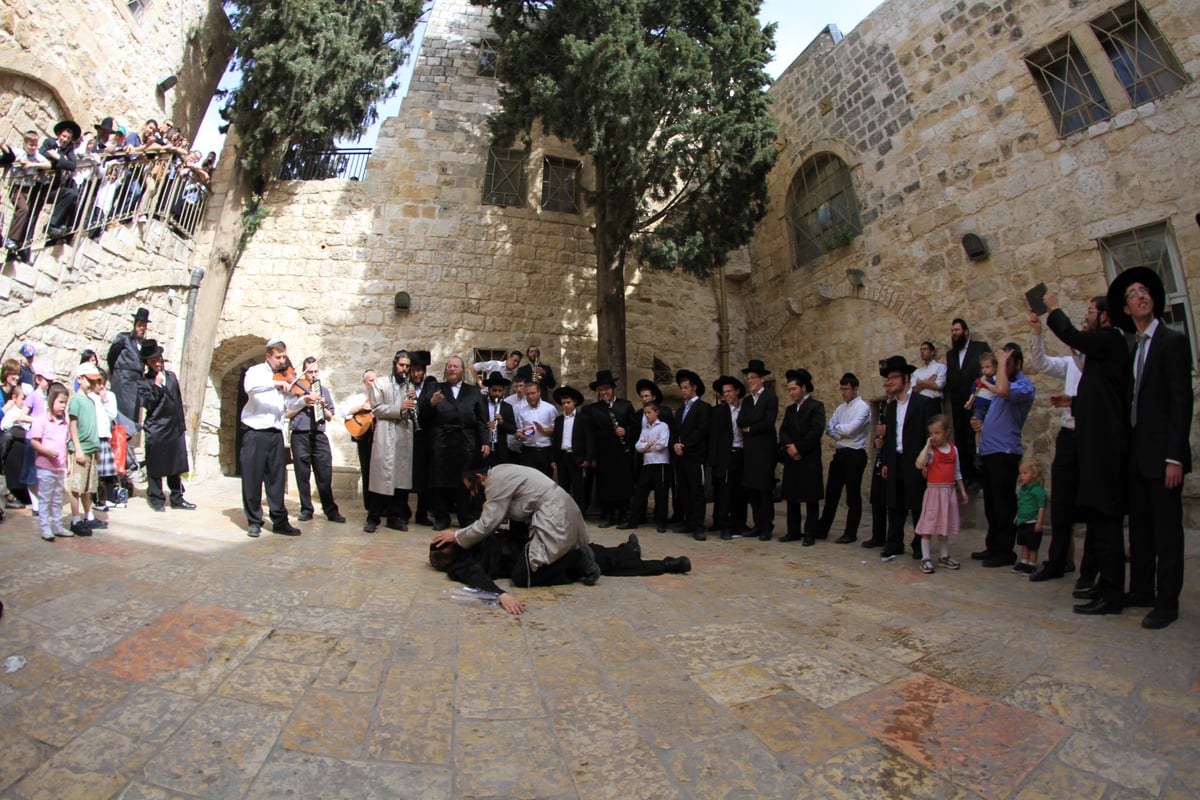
[1,116,215,264]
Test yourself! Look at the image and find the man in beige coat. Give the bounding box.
[367,350,417,532]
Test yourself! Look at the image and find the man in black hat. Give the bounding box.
[779,369,825,545]
[815,373,871,543]
[709,375,748,539]
[737,360,778,540]
[551,385,588,510]
[107,307,151,474]
[672,369,712,540]
[481,371,516,467]
[584,370,637,527]
[1104,267,1193,628]
[137,339,194,512]
[40,120,82,243]
[286,357,344,524]
[878,355,938,560]
[419,355,490,530]
[515,344,557,391]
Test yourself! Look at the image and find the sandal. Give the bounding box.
[920,559,935,574]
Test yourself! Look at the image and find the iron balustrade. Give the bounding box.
[278,148,372,182]
[1,153,208,265]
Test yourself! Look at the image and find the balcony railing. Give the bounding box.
[278,148,372,182]
[2,154,208,265]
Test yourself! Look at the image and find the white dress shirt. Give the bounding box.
[241,361,304,431]
[914,360,947,399]
[826,395,871,450]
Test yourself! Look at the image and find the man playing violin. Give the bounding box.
[286,357,344,524]
[240,338,307,538]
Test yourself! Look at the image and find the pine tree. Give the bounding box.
[474,0,779,383]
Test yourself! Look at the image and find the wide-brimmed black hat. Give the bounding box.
[712,375,746,397]
[133,307,151,323]
[482,371,510,388]
[740,359,770,377]
[675,369,705,396]
[878,355,917,377]
[1106,266,1166,333]
[785,368,813,391]
[139,339,164,361]
[94,117,116,134]
[553,385,584,406]
[53,120,82,141]
[634,379,663,403]
[589,369,618,390]
[410,349,432,367]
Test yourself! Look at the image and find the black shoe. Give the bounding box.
[327,514,346,523]
[582,563,601,586]
[247,525,261,538]
[1073,598,1122,615]
[626,534,640,556]
[86,518,108,529]
[170,500,197,510]
[70,520,93,537]
[151,505,167,513]
[414,516,432,527]
[673,525,691,534]
[834,534,856,544]
[719,530,732,540]
[1072,586,1100,600]
[616,523,639,530]
[801,536,815,547]
[970,549,991,560]
[1122,593,1156,608]
[297,512,314,522]
[47,225,68,237]
[598,519,615,529]
[663,556,692,574]
[386,518,407,531]
[880,546,903,558]
[657,525,667,533]
[693,531,707,541]
[272,523,302,536]
[363,519,378,533]
[861,538,885,549]
[981,553,1017,568]
[1074,575,1096,592]
[758,530,772,541]
[811,531,828,540]
[1141,609,1178,629]
[1029,567,1063,582]
[779,533,804,542]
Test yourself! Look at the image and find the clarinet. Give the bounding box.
[608,405,630,453]
[398,376,419,432]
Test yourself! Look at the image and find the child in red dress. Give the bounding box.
[914,415,969,574]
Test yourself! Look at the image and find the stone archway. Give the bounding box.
[205,334,270,476]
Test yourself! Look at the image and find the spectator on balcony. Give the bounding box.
[170,151,209,235]
[41,120,82,245]
[4,130,51,264]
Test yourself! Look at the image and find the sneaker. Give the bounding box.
[92,502,109,512]
[69,520,92,537]
[41,531,55,541]
[85,518,109,529]
[937,556,961,570]
[55,528,73,538]
[920,559,935,574]
[1012,562,1027,574]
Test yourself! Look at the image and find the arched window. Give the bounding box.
[785,153,861,269]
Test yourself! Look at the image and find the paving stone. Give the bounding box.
[249,751,452,799]
[99,686,200,743]
[0,725,46,794]
[802,742,973,799]
[1056,731,1171,796]
[10,725,156,800]
[279,688,375,758]
[216,657,320,708]
[7,668,133,747]
[251,628,340,666]
[453,717,575,798]
[1009,759,1107,799]
[368,667,454,763]
[313,636,391,692]
[731,690,868,765]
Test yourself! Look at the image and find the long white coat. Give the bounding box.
[368,375,415,493]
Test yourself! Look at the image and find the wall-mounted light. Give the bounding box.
[846,268,866,287]
[156,75,179,94]
[394,291,411,311]
[961,233,988,262]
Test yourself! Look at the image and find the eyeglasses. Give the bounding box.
[1125,286,1152,300]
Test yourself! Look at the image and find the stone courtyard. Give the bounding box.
[0,477,1196,799]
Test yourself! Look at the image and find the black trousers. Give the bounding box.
[981,452,1021,557]
[1085,507,1126,604]
[675,458,706,533]
[711,450,746,532]
[556,453,587,513]
[520,446,553,478]
[950,398,979,486]
[1128,471,1185,613]
[817,448,867,537]
[355,434,374,513]
[628,463,668,526]
[432,485,473,530]
[48,183,78,229]
[746,486,774,534]
[147,474,184,508]
[291,431,339,518]
[240,428,288,528]
[1045,428,1079,573]
[884,465,921,551]
[786,499,821,537]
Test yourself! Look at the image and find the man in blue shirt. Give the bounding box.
[971,343,1035,567]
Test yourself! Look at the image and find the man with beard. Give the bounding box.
[584,370,637,527]
[136,340,194,512]
[107,307,150,473]
[945,319,990,489]
[481,372,517,466]
[420,356,489,530]
[286,357,344,524]
[368,351,418,532]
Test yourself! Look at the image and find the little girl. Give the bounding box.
[27,383,72,540]
[1014,457,1047,575]
[913,415,969,574]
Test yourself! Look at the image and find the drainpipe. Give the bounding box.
[716,263,730,375]
[181,266,205,364]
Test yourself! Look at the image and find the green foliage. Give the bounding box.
[238,195,271,256]
[221,0,425,177]
[474,0,779,277]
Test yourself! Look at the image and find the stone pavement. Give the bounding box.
[0,477,1196,799]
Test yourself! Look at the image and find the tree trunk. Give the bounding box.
[594,240,628,392]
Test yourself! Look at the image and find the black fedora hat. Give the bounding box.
[741,359,771,377]
[139,339,164,361]
[1106,266,1166,333]
[410,349,432,367]
[589,369,618,390]
[785,368,813,391]
[53,120,82,141]
[712,375,746,397]
[133,307,151,324]
[94,117,116,134]
[878,355,917,377]
[553,385,584,406]
[675,369,705,396]
[634,378,663,403]
[482,371,510,388]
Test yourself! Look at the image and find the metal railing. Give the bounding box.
[278,147,372,181]
[2,154,208,264]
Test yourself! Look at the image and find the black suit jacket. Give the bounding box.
[482,395,516,462]
[881,391,938,509]
[1127,321,1193,478]
[673,398,712,462]
[551,412,590,465]
[708,402,739,471]
[946,339,990,404]
[737,389,778,491]
[418,382,488,487]
[779,397,825,500]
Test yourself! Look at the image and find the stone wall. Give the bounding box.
[0,0,232,140]
[747,0,1200,514]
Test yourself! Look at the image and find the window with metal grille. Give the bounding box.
[1025,36,1113,137]
[541,156,581,214]
[478,40,498,78]
[127,0,149,17]
[651,357,673,386]
[785,152,861,269]
[472,348,508,365]
[483,149,526,207]
[1090,2,1189,106]
[1100,222,1196,364]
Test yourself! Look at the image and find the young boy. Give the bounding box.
[66,363,107,536]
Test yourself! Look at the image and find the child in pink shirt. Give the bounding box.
[28,384,72,540]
